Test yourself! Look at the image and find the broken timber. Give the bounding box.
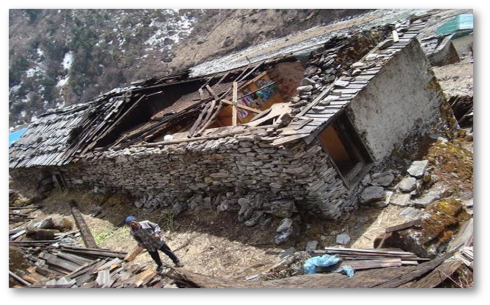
[69,200,98,249]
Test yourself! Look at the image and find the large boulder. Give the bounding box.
[263,200,297,218]
[374,198,471,258]
[27,215,73,232]
[359,186,385,204]
[26,228,58,240]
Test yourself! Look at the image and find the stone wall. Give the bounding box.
[34,130,352,221]
[347,39,446,163]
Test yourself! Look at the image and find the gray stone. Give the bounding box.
[324,74,336,83]
[351,62,365,68]
[412,189,444,208]
[359,186,385,204]
[361,174,371,186]
[375,191,393,208]
[398,176,417,193]
[239,207,254,222]
[134,200,144,208]
[379,39,394,50]
[172,202,188,216]
[278,247,296,259]
[305,240,318,252]
[274,227,293,245]
[301,78,316,86]
[334,80,349,88]
[244,211,264,227]
[336,233,351,245]
[399,207,423,220]
[238,198,251,206]
[407,160,429,178]
[297,85,313,92]
[366,53,378,60]
[263,200,297,218]
[371,172,395,187]
[217,200,229,212]
[390,193,412,206]
[276,218,293,233]
[351,68,362,76]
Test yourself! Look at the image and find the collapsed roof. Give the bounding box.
[9,16,429,170]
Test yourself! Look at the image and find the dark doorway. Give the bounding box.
[52,172,67,192]
[318,112,373,186]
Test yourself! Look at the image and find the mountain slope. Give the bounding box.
[9,9,370,127]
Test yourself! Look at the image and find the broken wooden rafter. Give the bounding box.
[221,99,262,114]
[138,125,277,148]
[205,85,220,101]
[385,219,421,233]
[187,101,212,138]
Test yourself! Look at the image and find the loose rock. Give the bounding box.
[336,233,351,245]
[305,240,318,252]
[359,186,385,204]
[371,172,395,187]
[398,176,417,193]
[276,218,293,233]
[407,160,429,178]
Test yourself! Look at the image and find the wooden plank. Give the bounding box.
[70,200,98,249]
[135,269,157,288]
[194,102,223,136]
[124,246,144,262]
[410,259,463,288]
[447,218,473,251]
[42,253,80,272]
[221,99,262,114]
[392,30,400,43]
[294,118,314,130]
[61,248,127,259]
[271,134,308,147]
[232,82,238,126]
[9,270,31,286]
[56,251,94,266]
[385,219,421,233]
[342,258,402,270]
[372,250,457,288]
[198,88,205,101]
[296,86,333,118]
[188,101,212,138]
[205,85,220,101]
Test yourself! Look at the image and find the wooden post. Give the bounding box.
[69,200,98,249]
[232,82,238,126]
[124,246,145,262]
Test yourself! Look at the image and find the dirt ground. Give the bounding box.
[433,60,474,98]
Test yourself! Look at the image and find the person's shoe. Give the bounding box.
[156,265,164,273]
[174,261,184,268]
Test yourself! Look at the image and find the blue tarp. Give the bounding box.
[9,128,27,147]
[303,254,355,277]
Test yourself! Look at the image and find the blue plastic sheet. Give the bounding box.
[303,254,355,278]
[303,254,341,274]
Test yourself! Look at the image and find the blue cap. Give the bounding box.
[125,216,137,224]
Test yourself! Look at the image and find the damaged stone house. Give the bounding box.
[9,19,451,227]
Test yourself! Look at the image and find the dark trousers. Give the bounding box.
[148,242,180,267]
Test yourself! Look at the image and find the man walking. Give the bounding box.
[125,216,183,272]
